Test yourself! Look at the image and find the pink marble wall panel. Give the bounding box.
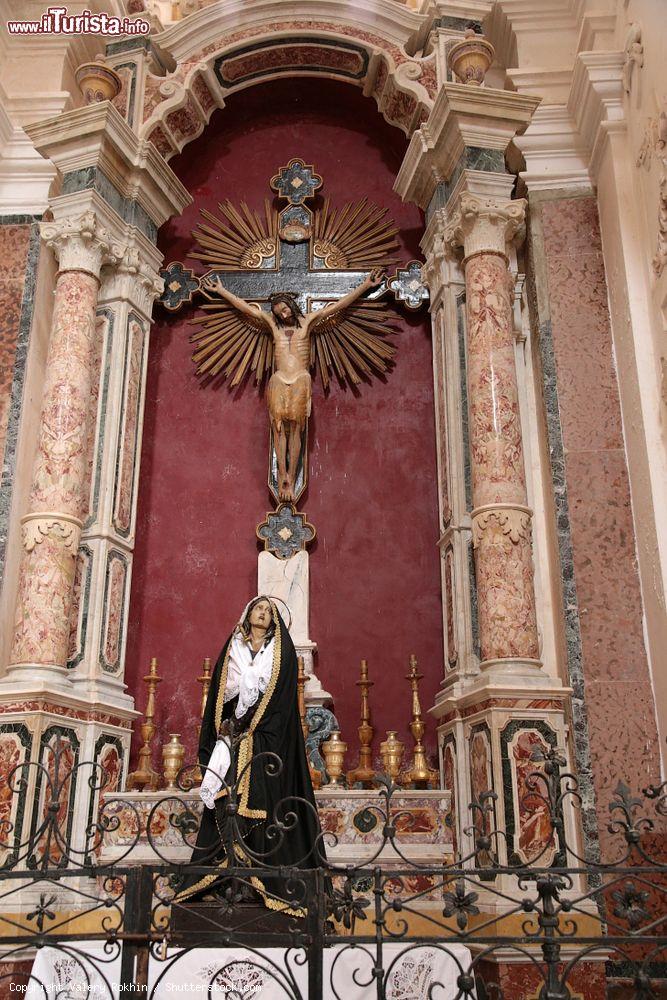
[444,545,457,667]
[442,738,457,857]
[0,224,31,470]
[192,75,215,115]
[469,726,494,866]
[541,196,660,811]
[102,553,127,672]
[0,732,26,860]
[433,323,451,528]
[67,546,91,664]
[508,728,555,865]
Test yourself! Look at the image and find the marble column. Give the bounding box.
[8,211,117,682]
[445,194,540,672]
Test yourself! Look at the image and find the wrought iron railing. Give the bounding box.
[0,734,665,998]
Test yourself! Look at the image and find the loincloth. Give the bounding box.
[267,370,311,430]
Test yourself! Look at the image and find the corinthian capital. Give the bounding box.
[41,210,113,278]
[99,242,164,316]
[444,193,526,261]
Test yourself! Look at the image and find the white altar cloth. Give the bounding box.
[27,940,475,999]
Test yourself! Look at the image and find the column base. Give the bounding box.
[479,656,543,678]
[69,674,139,715]
[0,662,74,695]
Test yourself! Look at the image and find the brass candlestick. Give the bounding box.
[380,730,405,783]
[127,657,162,791]
[198,656,212,720]
[297,656,322,790]
[189,656,212,785]
[322,731,347,787]
[399,654,438,788]
[162,733,186,791]
[347,659,376,787]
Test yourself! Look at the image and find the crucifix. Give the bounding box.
[159,158,428,703]
[160,157,428,515]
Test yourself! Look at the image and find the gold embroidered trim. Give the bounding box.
[233,841,306,918]
[172,856,230,903]
[249,875,306,918]
[175,603,285,899]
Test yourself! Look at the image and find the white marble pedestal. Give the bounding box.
[258,549,332,705]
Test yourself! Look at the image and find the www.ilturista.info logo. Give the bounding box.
[7,6,150,35]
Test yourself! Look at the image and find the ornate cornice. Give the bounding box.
[568,51,625,184]
[395,82,540,210]
[25,102,191,231]
[154,0,427,61]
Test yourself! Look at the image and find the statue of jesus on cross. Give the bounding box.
[201,268,384,502]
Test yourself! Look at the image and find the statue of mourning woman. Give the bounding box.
[174,597,324,919]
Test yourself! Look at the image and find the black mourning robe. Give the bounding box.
[175,603,323,915]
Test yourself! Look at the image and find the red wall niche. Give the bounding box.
[125,78,443,767]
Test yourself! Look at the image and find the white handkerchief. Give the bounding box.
[199,737,231,810]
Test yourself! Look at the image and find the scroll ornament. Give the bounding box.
[21,513,83,556]
[471,505,532,550]
[443,194,526,260]
[40,210,115,277]
[653,168,667,278]
[106,244,165,311]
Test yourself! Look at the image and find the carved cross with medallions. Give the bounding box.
[159,158,428,551]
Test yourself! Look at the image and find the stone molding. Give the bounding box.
[21,513,83,557]
[25,102,191,231]
[568,51,625,184]
[137,6,438,157]
[443,193,526,260]
[514,105,591,193]
[395,83,540,210]
[471,504,533,550]
[0,102,55,214]
[155,0,426,62]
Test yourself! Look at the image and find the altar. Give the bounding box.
[1,2,653,996]
[27,941,476,1000]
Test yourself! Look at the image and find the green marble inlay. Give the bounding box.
[426,147,508,223]
[106,36,153,56]
[61,167,158,243]
[435,16,482,32]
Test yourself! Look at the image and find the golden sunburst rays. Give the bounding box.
[189,199,279,270]
[312,197,400,270]
[189,303,273,387]
[311,300,397,391]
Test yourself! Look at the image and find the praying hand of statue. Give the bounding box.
[200,268,384,501]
